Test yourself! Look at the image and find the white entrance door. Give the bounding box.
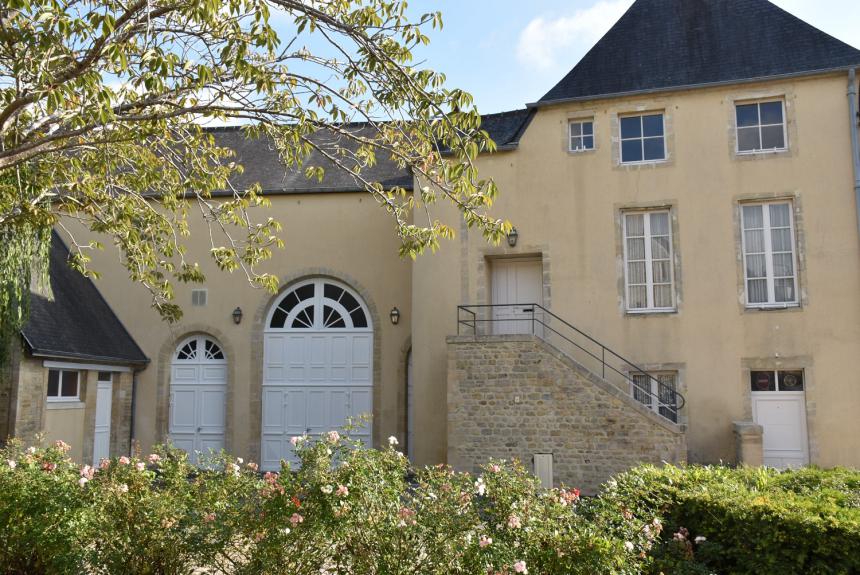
[262,279,373,471]
[751,369,809,468]
[491,259,543,335]
[92,372,113,465]
[169,336,227,465]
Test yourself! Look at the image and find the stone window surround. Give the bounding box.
[740,355,816,464]
[626,362,688,427]
[731,191,808,313]
[610,102,676,170]
[613,200,683,317]
[564,110,599,156]
[726,85,798,161]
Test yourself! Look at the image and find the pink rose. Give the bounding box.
[147,454,161,465]
[203,512,216,523]
[118,456,130,465]
[507,515,522,529]
[489,464,501,473]
[99,458,111,470]
[326,430,340,443]
[135,462,146,472]
[514,560,528,573]
[335,484,349,497]
[479,535,492,548]
[53,440,71,453]
[80,465,95,480]
[289,513,304,526]
[246,462,259,472]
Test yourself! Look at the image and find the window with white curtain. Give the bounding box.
[741,201,799,307]
[623,210,675,312]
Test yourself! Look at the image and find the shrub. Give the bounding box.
[0,435,655,575]
[602,465,860,575]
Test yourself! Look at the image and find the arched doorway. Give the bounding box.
[262,278,373,470]
[169,335,227,465]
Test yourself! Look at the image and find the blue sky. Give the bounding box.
[404,0,860,114]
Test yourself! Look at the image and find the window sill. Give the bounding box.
[568,148,596,155]
[735,148,789,157]
[744,304,801,313]
[46,400,85,410]
[620,159,668,166]
[625,308,678,316]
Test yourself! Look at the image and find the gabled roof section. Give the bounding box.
[479,109,536,150]
[537,0,860,105]
[21,232,148,366]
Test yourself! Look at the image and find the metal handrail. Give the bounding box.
[456,303,685,423]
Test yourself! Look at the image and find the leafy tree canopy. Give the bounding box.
[0,0,508,348]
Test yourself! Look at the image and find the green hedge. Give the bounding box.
[602,465,860,575]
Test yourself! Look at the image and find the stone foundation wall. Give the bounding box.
[447,335,686,493]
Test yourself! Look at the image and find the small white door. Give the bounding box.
[491,259,543,335]
[169,336,227,465]
[92,372,113,465]
[750,369,809,469]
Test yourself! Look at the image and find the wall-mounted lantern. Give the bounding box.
[232,307,243,325]
[507,227,519,248]
[389,306,401,325]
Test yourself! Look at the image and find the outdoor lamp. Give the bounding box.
[232,307,243,325]
[390,307,401,325]
[507,227,519,247]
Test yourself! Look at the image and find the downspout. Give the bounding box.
[128,368,139,456]
[849,69,860,238]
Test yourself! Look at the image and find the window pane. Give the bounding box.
[769,203,791,227]
[569,122,582,137]
[736,104,759,127]
[653,284,673,308]
[649,212,669,235]
[771,228,792,252]
[98,371,112,382]
[628,285,648,309]
[628,262,647,284]
[761,125,785,149]
[744,229,765,253]
[626,237,645,260]
[621,139,642,163]
[582,135,594,149]
[643,137,665,160]
[751,371,776,392]
[737,127,761,151]
[570,136,584,150]
[652,261,672,283]
[631,374,652,407]
[773,253,794,277]
[742,205,764,229]
[582,122,593,135]
[746,254,767,278]
[759,101,783,125]
[620,116,641,139]
[748,279,768,303]
[48,370,59,397]
[642,114,664,137]
[61,371,78,398]
[625,213,645,236]
[774,278,796,302]
[651,236,671,259]
[778,370,804,391]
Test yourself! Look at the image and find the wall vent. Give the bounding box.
[191,289,208,307]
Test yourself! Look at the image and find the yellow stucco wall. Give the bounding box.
[67,193,412,462]
[412,71,860,467]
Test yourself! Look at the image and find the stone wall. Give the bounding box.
[447,335,686,493]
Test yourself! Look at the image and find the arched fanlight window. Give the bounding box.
[174,335,226,362]
[268,279,371,331]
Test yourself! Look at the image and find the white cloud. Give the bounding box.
[516,0,633,71]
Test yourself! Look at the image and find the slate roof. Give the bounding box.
[21,233,148,366]
[537,0,860,105]
[205,112,534,194]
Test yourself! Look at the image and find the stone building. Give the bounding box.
[4,0,860,491]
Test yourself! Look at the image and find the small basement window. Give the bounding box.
[47,369,80,401]
[569,120,594,152]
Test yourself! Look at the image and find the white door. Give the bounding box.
[262,279,373,471]
[92,372,113,465]
[169,336,227,465]
[751,369,809,468]
[491,259,543,335]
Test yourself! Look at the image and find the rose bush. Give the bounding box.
[0,435,656,575]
